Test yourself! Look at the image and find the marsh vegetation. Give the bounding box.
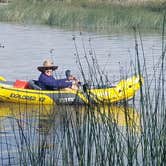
[0,0,165,31]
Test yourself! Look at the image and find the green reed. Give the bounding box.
[0,102,141,165]
[0,0,165,31]
[59,21,166,165]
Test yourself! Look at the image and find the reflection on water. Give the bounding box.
[0,102,140,132]
[0,102,140,165]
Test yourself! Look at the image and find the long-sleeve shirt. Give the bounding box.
[38,73,72,90]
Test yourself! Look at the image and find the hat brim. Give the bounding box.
[37,66,58,72]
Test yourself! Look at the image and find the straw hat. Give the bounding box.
[37,59,58,72]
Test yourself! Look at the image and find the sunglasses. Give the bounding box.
[45,69,53,74]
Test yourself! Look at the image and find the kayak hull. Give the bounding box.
[0,76,143,105]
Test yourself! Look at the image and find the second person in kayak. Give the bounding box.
[37,59,79,90]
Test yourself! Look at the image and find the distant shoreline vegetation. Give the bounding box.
[0,0,165,32]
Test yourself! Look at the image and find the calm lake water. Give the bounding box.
[0,23,165,165]
[0,23,163,81]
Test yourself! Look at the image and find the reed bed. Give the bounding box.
[0,103,141,165]
[0,0,165,31]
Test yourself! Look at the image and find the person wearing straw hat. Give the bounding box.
[37,59,79,90]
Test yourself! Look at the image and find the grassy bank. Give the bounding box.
[0,0,165,31]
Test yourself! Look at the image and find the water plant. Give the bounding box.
[0,0,165,32]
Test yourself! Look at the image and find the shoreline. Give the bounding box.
[0,0,165,32]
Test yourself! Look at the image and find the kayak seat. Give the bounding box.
[28,80,41,90]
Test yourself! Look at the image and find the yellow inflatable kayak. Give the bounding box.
[0,75,143,105]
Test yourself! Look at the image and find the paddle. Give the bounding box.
[0,76,6,81]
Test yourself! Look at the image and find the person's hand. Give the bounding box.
[72,80,78,85]
[71,80,78,90]
[71,79,82,90]
[68,75,81,85]
[68,75,76,81]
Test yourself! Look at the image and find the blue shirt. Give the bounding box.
[38,73,72,90]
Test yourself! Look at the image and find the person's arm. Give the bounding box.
[54,78,73,89]
[40,74,72,89]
